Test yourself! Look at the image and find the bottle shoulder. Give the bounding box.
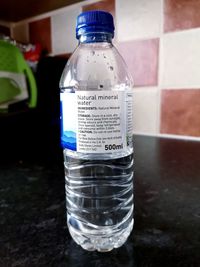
[60,43,133,89]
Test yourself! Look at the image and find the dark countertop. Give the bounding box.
[0,135,200,267]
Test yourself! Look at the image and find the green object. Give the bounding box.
[0,40,37,108]
[0,77,21,103]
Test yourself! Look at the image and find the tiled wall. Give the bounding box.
[29,18,52,53]
[7,0,200,139]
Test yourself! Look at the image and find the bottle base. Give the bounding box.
[68,219,133,252]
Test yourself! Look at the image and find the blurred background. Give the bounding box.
[0,0,200,161]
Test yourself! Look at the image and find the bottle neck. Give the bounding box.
[79,32,113,44]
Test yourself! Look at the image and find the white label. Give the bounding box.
[61,90,133,153]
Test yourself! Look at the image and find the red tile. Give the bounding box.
[164,0,200,32]
[82,0,115,17]
[29,17,51,53]
[116,39,159,87]
[161,89,200,137]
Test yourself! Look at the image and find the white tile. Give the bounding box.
[116,0,161,41]
[133,87,159,134]
[51,7,81,55]
[161,29,200,89]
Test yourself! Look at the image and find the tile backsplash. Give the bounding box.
[29,18,52,53]
[164,0,200,32]
[51,7,80,55]
[116,0,162,41]
[161,89,200,137]
[3,0,200,139]
[116,38,159,87]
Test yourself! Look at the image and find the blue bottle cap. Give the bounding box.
[76,10,115,39]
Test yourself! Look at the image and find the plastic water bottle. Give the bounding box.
[60,10,134,252]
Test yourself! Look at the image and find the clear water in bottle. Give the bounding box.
[60,11,134,252]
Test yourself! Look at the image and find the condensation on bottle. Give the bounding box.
[60,10,134,252]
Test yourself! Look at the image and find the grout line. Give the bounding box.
[156,86,161,134]
[114,0,118,43]
[164,26,200,36]
[157,0,164,135]
[133,88,158,93]
[159,85,200,90]
[161,0,164,36]
[117,35,160,43]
